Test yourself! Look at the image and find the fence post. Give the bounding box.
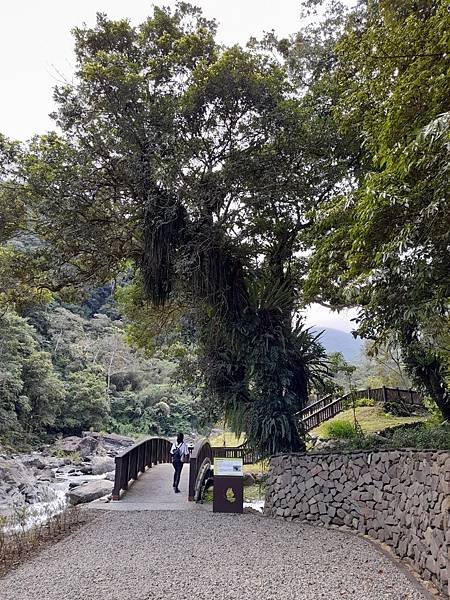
[382,386,387,405]
[112,456,122,501]
[153,439,158,465]
[188,455,197,501]
[124,453,130,490]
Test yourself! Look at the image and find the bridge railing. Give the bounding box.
[212,445,259,465]
[112,436,172,500]
[188,439,262,502]
[188,438,213,501]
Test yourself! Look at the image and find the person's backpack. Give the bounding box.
[172,444,182,463]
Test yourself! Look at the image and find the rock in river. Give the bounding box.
[67,480,114,505]
[90,457,116,476]
[54,435,104,458]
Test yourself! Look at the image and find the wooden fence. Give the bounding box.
[299,386,424,432]
[212,445,259,465]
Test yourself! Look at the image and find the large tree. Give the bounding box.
[11,4,355,454]
[305,0,450,418]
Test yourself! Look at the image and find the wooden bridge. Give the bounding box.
[109,386,423,505]
[110,436,258,505]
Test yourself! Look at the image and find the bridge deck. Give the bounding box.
[91,463,200,511]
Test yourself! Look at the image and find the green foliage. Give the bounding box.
[343,397,375,410]
[11,4,353,456]
[58,368,109,433]
[305,0,450,418]
[0,311,65,444]
[0,288,208,446]
[388,425,450,451]
[2,1,446,451]
[322,419,358,440]
[331,424,450,452]
[51,449,82,463]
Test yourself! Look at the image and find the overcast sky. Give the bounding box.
[0,0,357,332]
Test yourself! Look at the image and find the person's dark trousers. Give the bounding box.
[172,460,183,490]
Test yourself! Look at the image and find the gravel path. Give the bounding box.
[0,510,432,600]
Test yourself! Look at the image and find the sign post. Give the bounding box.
[213,457,244,514]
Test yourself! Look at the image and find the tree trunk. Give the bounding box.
[400,325,450,420]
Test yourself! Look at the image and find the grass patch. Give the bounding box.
[313,405,427,439]
[244,484,265,503]
[51,449,82,463]
[322,420,357,439]
[243,461,268,473]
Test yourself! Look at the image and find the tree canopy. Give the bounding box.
[305,0,450,418]
[4,3,359,455]
[1,0,448,450]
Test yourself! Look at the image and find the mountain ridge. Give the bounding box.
[312,327,363,362]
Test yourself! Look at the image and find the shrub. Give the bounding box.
[322,424,450,451]
[389,424,450,450]
[343,397,376,409]
[323,419,358,439]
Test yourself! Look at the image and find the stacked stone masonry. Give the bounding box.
[265,450,450,597]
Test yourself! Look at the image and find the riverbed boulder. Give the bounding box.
[67,480,113,505]
[90,456,116,475]
[21,454,49,470]
[82,432,134,455]
[0,457,57,507]
[36,469,56,482]
[53,435,104,458]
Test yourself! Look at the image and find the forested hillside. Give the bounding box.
[0,287,206,448]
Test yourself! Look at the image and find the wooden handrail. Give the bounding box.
[298,393,334,419]
[299,386,424,432]
[112,436,172,500]
[212,446,260,465]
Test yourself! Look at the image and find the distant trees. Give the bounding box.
[0,296,207,447]
[0,312,64,444]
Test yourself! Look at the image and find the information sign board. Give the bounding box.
[214,457,243,477]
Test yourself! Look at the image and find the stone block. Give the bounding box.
[310,503,319,514]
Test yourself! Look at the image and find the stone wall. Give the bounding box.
[265,450,450,597]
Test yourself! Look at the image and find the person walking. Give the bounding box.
[170,432,189,493]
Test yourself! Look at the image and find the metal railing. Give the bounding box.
[112,436,172,500]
